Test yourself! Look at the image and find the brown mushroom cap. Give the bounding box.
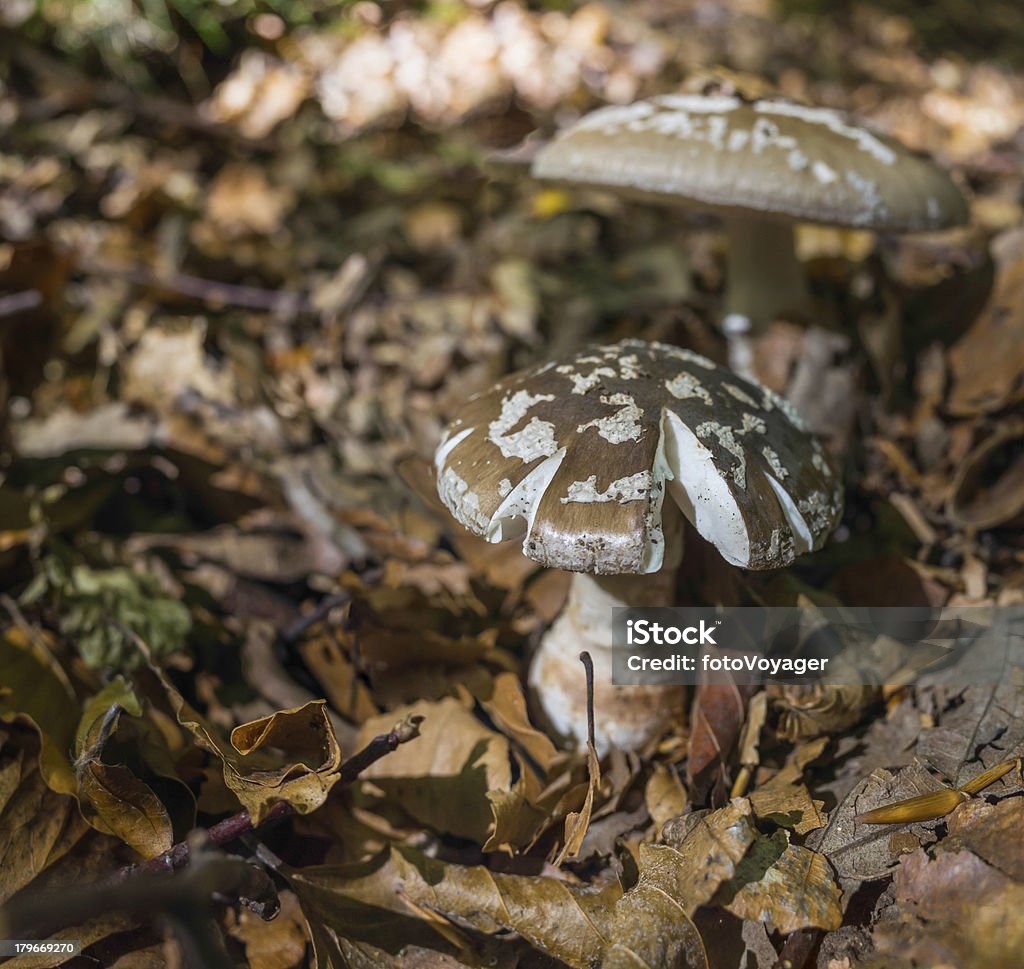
[531,94,968,231]
[435,339,842,574]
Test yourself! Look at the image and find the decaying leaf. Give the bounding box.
[285,845,622,968]
[0,628,79,794]
[599,844,708,969]
[872,848,1024,969]
[749,779,827,835]
[355,697,520,846]
[71,677,174,859]
[948,228,1024,416]
[947,420,1024,528]
[553,729,600,866]
[153,662,343,824]
[817,761,948,881]
[0,734,79,905]
[717,831,843,933]
[661,798,758,910]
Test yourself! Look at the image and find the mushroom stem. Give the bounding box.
[528,503,686,754]
[722,216,810,375]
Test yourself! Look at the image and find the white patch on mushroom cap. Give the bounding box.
[486,448,567,543]
[665,372,712,406]
[739,413,767,435]
[762,445,789,480]
[753,100,898,165]
[434,425,473,471]
[488,390,558,461]
[812,160,838,184]
[765,473,813,553]
[556,364,615,394]
[723,383,759,407]
[562,471,652,505]
[576,393,643,444]
[438,466,489,533]
[654,93,742,114]
[661,410,751,568]
[696,420,748,490]
[498,478,513,497]
[617,355,642,379]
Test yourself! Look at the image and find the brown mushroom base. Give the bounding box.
[722,216,811,376]
[527,510,685,754]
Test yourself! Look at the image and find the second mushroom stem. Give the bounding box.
[528,502,686,754]
[722,215,811,376]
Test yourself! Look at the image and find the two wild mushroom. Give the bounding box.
[529,91,968,374]
[435,339,842,752]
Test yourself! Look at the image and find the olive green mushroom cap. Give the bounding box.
[435,339,842,575]
[531,94,968,231]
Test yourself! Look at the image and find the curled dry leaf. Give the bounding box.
[72,677,173,859]
[947,229,1024,416]
[153,661,343,825]
[947,420,1024,528]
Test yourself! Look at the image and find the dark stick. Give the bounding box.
[83,262,314,314]
[0,290,43,317]
[579,651,596,752]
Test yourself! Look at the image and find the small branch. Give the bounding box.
[0,290,43,317]
[82,261,314,315]
[580,650,596,752]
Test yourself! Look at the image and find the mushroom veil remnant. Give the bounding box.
[435,339,843,752]
[531,93,968,372]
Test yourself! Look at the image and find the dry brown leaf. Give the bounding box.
[230,889,309,969]
[553,740,600,866]
[687,682,753,801]
[286,844,622,968]
[0,743,77,905]
[948,229,1024,416]
[873,848,1024,969]
[947,420,1024,528]
[599,843,708,969]
[749,780,827,835]
[645,765,688,833]
[73,678,173,859]
[355,697,513,846]
[660,798,758,910]
[718,832,843,933]
[153,661,343,824]
[945,796,1024,881]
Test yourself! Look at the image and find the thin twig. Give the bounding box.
[579,650,596,752]
[0,290,43,317]
[82,261,314,315]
